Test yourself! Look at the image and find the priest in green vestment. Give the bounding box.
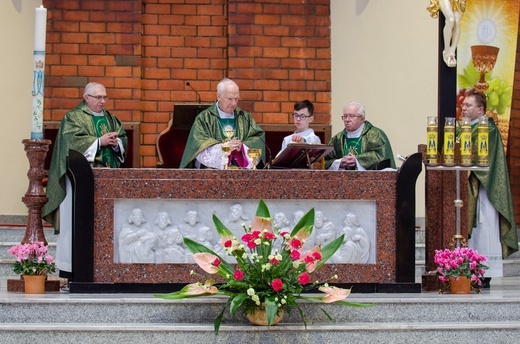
[460,89,518,285]
[43,81,127,242]
[180,78,265,169]
[325,101,395,170]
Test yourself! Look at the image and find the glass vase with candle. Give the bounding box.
[459,117,472,166]
[477,115,489,167]
[426,116,438,166]
[443,117,455,166]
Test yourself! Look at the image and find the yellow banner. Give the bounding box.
[456,0,520,148]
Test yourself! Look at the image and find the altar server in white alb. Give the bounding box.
[277,100,321,157]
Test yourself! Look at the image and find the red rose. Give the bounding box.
[234,270,244,281]
[213,258,221,267]
[298,272,310,285]
[271,279,283,292]
[224,240,232,248]
[290,250,301,260]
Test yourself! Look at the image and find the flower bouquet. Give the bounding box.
[156,200,371,334]
[8,241,56,276]
[434,247,488,286]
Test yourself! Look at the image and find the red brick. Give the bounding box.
[78,66,105,76]
[89,33,116,44]
[80,44,107,55]
[88,55,116,66]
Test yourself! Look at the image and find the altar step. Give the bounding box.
[0,285,519,343]
[0,223,519,278]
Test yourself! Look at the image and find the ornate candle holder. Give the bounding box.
[471,45,499,93]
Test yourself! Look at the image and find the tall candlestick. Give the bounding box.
[31,5,47,139]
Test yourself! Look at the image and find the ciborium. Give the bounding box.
[471,45,499,93]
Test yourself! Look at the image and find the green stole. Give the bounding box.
[91,115,117,168]
[343,136,363,156]
[219,118,236,141]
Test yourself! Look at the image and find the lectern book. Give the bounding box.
[269,143,334,169]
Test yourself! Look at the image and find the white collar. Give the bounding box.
[346,123,365,138]
[216,101,234,118]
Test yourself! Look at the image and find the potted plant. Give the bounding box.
[8,241,56,293]
[156,200,371,334]
[434,247,488,293]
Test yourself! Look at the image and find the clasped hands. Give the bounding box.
[100,132,119,148]
[228,138,243,153]
[339,153,357,169]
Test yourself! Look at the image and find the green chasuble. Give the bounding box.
[465,118,518,258]
[42,101,128,233]
[324,121,396,170]
[180,102,266,168]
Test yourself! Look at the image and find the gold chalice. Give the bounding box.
[247,148,261,170]
[471,45,499,93]
[221,142,231,169]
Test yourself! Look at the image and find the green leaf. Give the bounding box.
[290,208,315,236]
[255,199,271,218]
[229,293,248,314]
[214,304,227,336]
[212,213,234,238]
[315,234,344,270]
[264,296,278,326]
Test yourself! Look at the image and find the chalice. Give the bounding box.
[471,45,499,93]
[221,125,235,169]
[221,142,231,169]
[247,148,262,170]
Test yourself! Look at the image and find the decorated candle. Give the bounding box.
[31,6,47,139]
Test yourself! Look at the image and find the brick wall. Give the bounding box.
[43,0,331,168]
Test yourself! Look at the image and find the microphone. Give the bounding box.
[242,110,272,169]
[186,82,201,104]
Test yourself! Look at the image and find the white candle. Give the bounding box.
[34,6,47,52]
[31,5,47,140]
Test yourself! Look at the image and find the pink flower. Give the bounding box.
[269,257,280,265]
[250,216,274,234]
[288,238,302,250]
[290,250,301,261]
[319,286,351,303]
[213,258,221,267]
[247,241,257,249]
[302,247,322,273]
[234,270,245,281]
[193,252,221,274]
[298,272,310,285]
[242,233,253,243]
[184,281,218,295]
[224,239,232,248]
[271,279,283,292]
[264,232,276,241]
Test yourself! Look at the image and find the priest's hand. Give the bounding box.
[339,153,357,169]
[229,138,243,152]
[100,132,119,147]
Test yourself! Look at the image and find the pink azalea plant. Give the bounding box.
[434,247,488,285]
[156,200,370,334]
[8,241,56,276]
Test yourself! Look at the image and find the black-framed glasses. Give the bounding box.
[341,114,362,120]
[87,94,109,101]
[293,114,311,120]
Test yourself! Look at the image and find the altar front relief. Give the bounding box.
[87,168,400,286]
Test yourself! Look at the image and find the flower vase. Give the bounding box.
[449,275,471,294]
[23,275,46,294]
[246,307,284,326]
